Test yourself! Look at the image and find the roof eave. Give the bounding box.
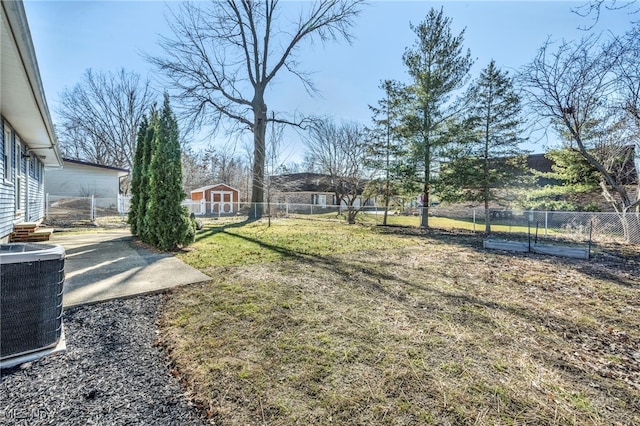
[1,0,62,167]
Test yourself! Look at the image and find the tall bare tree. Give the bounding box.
[203,143,247,190]
[182,147,211,192]
[182,143,249,196]
[148,0,364,218]
[57,68,154,174]
[264,113,287,225]
[368,80,414,225]
[520,35,640,242]
[305,119,374,224]
[617,26,640,128]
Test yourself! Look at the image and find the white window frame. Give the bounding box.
[3,126,12,183]
[14,137,25,215]
[16,175,23,212]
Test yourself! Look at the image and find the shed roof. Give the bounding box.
[190,183,240,193]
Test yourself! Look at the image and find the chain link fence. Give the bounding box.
[45,195,640,244]
[44,194,129,227]
[184,201,639,245]
[426,206,640,245]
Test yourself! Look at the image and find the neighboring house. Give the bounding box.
[270,173,336,206]
[526,147,638,186]
[45,158,129,199]
[270,173,372,208]
[526,153,557,186]
[190,183,240,214]
[1,1,63,242]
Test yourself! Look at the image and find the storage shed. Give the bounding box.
[190,183,240,214]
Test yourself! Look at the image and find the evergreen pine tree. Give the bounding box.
[437,60,527,232]
[145,93,195,250]
[402,7,474,227]
[368,80,417,225]
[128,115,148,236]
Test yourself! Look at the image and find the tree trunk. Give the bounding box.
[421,179,429,228]
[484,199,491,234]
[383,116,391,226]
[421,143,430,228]
[347,206,357,224]
[383,186,389,226]
[483,90,491,234]
[250,99,267,219]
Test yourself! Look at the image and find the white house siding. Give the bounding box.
[1,2,62,241]
[27,155,45,222]
[0,118,46,241]
[0,182,13,242]
[45,162,123,199]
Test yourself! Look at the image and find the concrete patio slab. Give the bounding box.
[51,230,210,307]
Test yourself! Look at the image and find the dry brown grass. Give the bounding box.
[158,225,640,425]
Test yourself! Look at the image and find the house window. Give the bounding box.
[15,137,20,174]
[3,127,12,182]
[16,176,22,211]
[14,138,26,213]
[29,152,35,178]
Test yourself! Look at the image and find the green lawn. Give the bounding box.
[178,218,419,271]
[161,219,639,425]
[289,210,548,235]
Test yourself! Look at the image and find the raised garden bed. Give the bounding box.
[483,238,590,260]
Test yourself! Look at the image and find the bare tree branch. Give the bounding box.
[57,68,154,173]
[304,119,376,223]
[572,0,638,29]
[519,34,640,241]
[146,0,364,216]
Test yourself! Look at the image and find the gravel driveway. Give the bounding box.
[0,294,209,426]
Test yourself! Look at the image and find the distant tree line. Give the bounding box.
[57,69,154,179]
[54,1,639,241]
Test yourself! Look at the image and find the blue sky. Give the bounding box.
[24,1,637,161]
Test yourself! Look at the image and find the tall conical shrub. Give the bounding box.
[144,93,195,250]
[138,110,157,244]
[128,115,148,236]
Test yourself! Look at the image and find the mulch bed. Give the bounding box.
[0,294,209,426]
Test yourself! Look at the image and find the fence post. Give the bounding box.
[45,193,49,221]
[90,195,96,221]
[545,211,548,236]
[473,208,476,232]
[118,195,124,220]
